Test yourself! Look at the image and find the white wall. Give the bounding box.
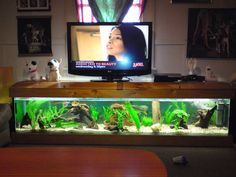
[154,0,236,81]
[0,0,75,82]
[0,0,236,82]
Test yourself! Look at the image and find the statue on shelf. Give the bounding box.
[47,58,62,81]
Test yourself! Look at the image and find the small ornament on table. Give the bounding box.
[186,58,197,75]
[205,66,217,81]
[24,61,40,81]
[47,58,62,81]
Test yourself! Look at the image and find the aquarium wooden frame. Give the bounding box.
[9,81,235,147]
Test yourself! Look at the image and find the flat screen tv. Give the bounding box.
[67,22,152,81]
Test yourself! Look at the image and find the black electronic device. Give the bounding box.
[154,74,205,82]
[67,22,152,82]
[154,73,182,82]
[181,75,205,82]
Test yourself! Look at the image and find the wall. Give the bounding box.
[154,0,236,81]
[0,0,75,82]
[0,0,236,82]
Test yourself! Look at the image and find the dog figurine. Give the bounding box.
[25,61,40,81]
[47,58,62,81]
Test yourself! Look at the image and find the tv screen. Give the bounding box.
[67,22,152,81]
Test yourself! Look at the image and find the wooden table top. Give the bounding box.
[0,147,167,177]
[9,81,235,98]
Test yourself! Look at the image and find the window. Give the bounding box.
[76,0,145,22]
[76,0,96,22]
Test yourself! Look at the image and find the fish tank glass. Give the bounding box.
[13,97,230,136]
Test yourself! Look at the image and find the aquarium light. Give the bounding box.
[14,97,157,102]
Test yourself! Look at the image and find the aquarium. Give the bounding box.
[12,97,230,136]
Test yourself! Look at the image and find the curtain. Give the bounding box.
[139,0,147,19]
[88,0,133,22]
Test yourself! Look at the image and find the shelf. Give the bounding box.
[10,81,235,98]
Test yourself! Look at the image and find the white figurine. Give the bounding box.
[205,66,217,81]
[186,58,197,75]
[47,58,62,81]
[25,61,40,81]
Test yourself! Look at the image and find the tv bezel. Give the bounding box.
[67,22,152,79]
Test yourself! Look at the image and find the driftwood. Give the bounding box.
[21,113,31,128]
[152,100,161,124]
[179,118,188,129]
[195,105,217,128]
[104,103,135,132]
[54,103,98,129]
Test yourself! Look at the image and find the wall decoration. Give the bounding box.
[17,16,52,56]
[170,0,212,3]
[17,0,51,11]
[187,8,236,58]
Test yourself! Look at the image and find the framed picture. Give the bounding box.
[170,0,212,3]
[17,16,52,56]
[187,8,236,58]
[17,0,51,11]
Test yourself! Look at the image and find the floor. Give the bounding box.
[140,145,236,177]
[5,144,236,177]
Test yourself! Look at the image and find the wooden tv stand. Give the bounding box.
[9,80,234,98]
[9,81,235,146]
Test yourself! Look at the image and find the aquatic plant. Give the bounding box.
[142,116,153,126]
[162,104,173,124]
[103,106,113,122]
[50,104,66,117]
[90,106,99,122]
[125,102,141,131]
[54,120,79,128]
[37,103,67,128]
[115,109,126,130]
[210,111,216,125]
[163,101,188,124]
[38,109,53,127]
[177,102,186,112]
[15,100,25,126]
[26,100,48,129]
[169,109,189,129]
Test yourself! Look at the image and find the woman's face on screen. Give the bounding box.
[106,28,125,60]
